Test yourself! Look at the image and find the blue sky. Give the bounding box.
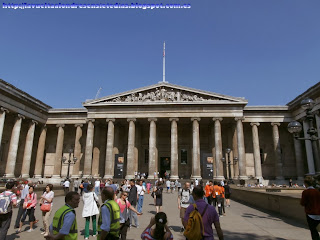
[0,0,319,108]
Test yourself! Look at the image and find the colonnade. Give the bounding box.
[0,107,316,180]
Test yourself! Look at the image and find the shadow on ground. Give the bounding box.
[223,230,287,240]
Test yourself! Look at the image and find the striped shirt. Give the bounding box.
[1,190,17,206]
[141,228,173,240]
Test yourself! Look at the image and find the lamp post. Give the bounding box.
[287,98,320,174]
[221,148,238,180]
[62,148,77,179]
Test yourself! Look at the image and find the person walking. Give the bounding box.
[224,181,231,207]
[166,179,170,193]
[45,191,80,240]
[82,184,99,239]
[205,180,213,205]
[98,186,120,240]
[137,180,146,213]
[80,180,85,196]
[73,178,79,193]
[146,181,151,194]
[141,212,173,240]
[128,179,139,228]
[183,185,224,240]
[40,184,54,237]
[0,182,17,240]
[177,182,191,232]
[17,185,37,233]
[300,176,320,240]
[63,178,70,195]
[95,178,101,196]
[14,180,31,229]
[154,181,163,213]
[116,191,142,240]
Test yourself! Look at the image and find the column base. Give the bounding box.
[125,175,135,180]
[21,174,30,179]
[82,175,91,179]
[170,175,179,180]
[190,175,202,180]
[34,175,42,179]
[71,175,80,179]
[52,175,61,179]
[103,175,114,179]
[214,176,225,181]
[239,175,249,180]
[255,176,264,183]
[4,173,15,178]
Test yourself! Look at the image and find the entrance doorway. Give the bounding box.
[159,157,170,179]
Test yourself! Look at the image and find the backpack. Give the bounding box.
[0,192,14,214]
[183,203,208,240]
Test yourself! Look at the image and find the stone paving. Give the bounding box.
[6,190,312,240]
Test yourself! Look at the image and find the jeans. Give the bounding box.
[129,205,139,227]
[306,215,320,240]
[95,187,100,195]
[137,195,144,213]
[85,215,97,238]
[15,199,26,228]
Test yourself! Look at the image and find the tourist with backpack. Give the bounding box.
[183,185,224,240]
[141,212,173,240]
[177,182,191,232]
[0,181,17,240]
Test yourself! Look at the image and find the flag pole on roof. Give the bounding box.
[163,41,167,83]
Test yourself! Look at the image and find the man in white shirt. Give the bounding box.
[94,179,101,195]
[136,180,145,213]
[166,180,171,193]
[195,179,199,186]
[63,179,70,195]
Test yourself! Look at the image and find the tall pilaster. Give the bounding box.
[191,118,201,180]
[52,124,65,178]
[213,118,224,180]
[250,122,263,182]
[315,113,320,152]
[0,107,9,148]
[170,118,179,180]
[34,125,47,178]
[126,118,136,179]
[232,124,239,179]
[21,120,37,178]
[303,120,315,174]
[72,124,83,178]
[104,119,115,179]
[293,137,305,180]
[235,117,247,179]
[83,119,95,178]
[5,114,24,178]
[271,122,283,179]
[148,118,157,179]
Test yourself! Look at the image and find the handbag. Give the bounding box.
[40,203,51,212]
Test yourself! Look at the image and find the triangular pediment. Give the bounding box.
[83,82,247,106]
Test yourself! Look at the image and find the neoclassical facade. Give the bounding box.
[0,79,319,183]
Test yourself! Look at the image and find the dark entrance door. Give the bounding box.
[114,153,124,179]
[160,157,170,179]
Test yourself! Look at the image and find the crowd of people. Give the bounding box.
[0,175,319,240]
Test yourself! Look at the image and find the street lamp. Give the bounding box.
[62,148,77,179]
[287,98,320,174]
[221,148,238,180]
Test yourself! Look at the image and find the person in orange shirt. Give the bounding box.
[210,181,223,216]
[204,181,213,205]
[219,182,226,216]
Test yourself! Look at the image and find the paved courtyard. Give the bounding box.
[6,190,312,240]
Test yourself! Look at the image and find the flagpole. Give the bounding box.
[163,41,166,83]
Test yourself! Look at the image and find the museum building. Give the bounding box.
[0,79,319,183]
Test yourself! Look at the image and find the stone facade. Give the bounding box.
[0,79,319,182]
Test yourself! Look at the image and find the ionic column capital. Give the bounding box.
[169,118,179,122]
[17,114,25,120]
[250,122,260,127]
[86,118,95,123]
[191,117,201,122]
[127,118,136,122]
[56,124,65,128]
[212,117,223,122]
[148,118,157,122]
[235,117,245,121]
[106,118,115,123]
[74,124,83,128]
[31,120,38,125]
[0,107,9,113]
[271,122,280,127]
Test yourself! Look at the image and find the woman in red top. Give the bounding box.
[17,185,37,233]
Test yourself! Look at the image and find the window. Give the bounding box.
[181,149,187,164]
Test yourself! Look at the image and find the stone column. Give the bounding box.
[34,125,47,178]
[21,120,37,178]
[232,125,239,179]
[303,120,315,174]
[104,119,115,179]
[235,117,247,179]
[72,124,83,178]
[213,118,224,180]
[191,118,201,180]
[271,122,284,180]
[52,124,65,178]
[315,113,320,151]
[0,107,9,148]
[148,118,157,179]
[83,119,95,178]
[5,114,24,178]
[293,137,305,180]
[170,118,179,180]
[250,122,263,182]
[126,118,136,179]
